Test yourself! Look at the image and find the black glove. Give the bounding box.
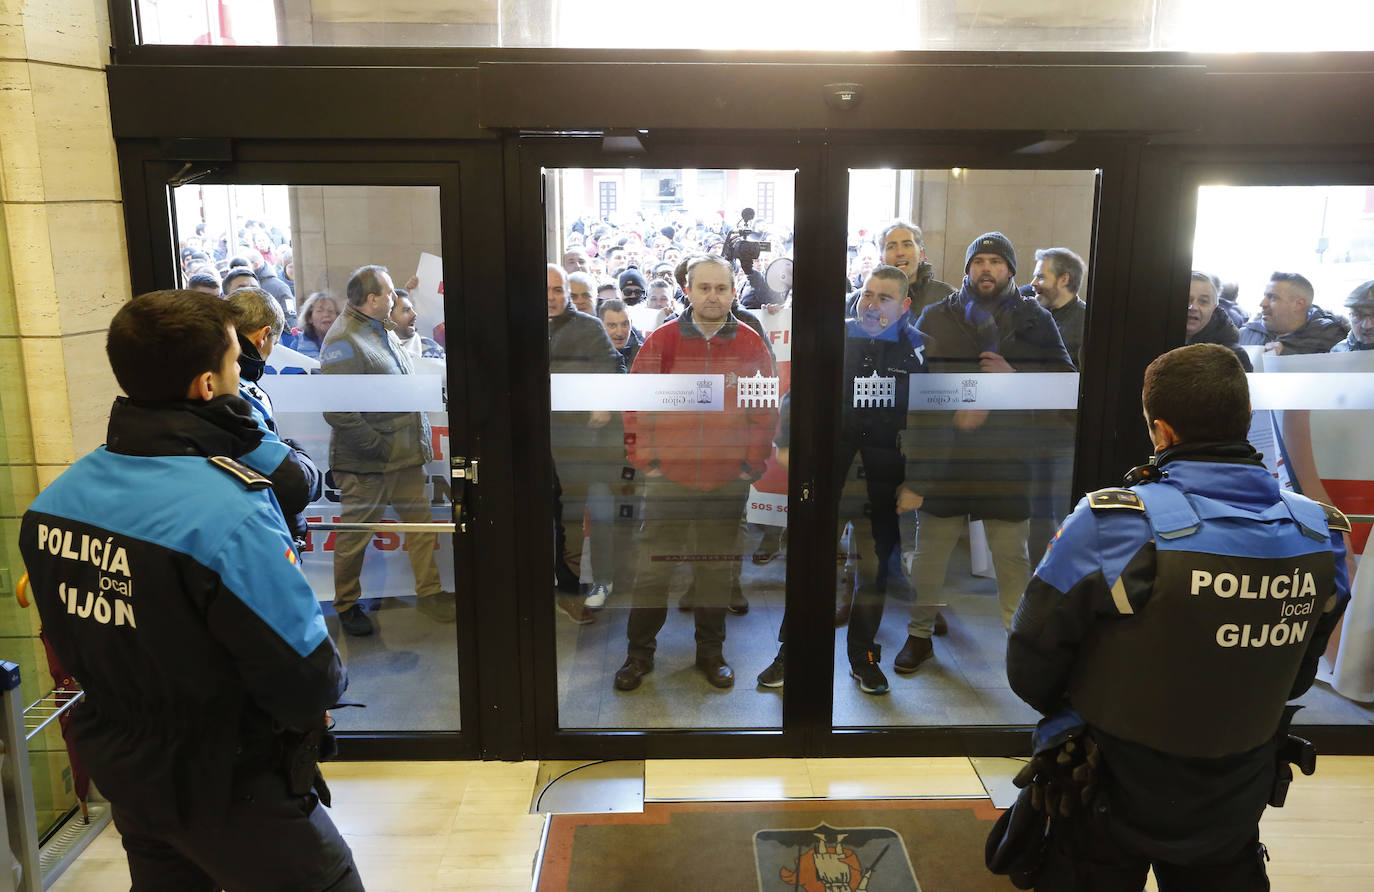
[1012,736,1101,818]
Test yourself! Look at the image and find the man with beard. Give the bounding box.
[1186,271,1251,370]
[896,232,1073,673]
[845,221,954,319]
[1331,280,1374,352]
[1030,247,1088,370]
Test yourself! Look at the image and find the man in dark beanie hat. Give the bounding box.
[618,268,649,305]
[892,231,1074,675]
[1332,279,1374,352]
[965,231,1017,276]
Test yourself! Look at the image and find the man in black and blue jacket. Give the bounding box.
[20,291,361,892]
[1006,343,1350,890]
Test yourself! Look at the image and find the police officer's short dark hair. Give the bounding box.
[108,290,235,401]
[1142,344,1251,443]
[346,264,390,308]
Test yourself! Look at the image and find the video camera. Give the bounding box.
[723,208,771,266]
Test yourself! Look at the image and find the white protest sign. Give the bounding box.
[410,252,446,343]
[757,304,792,362]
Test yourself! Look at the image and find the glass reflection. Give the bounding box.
[549,168,794,729]
[836,168,1094,727]
[1190,184,1374,726]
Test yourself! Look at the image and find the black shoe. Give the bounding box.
[933,611,949,636]
[613,656,653,691]
[417,591,457,623]
[555,593,594,625]
[338,604,373,637]
[893,635,934,674]
[756,655,785,689]
[850,650,889,695]
[728,589,749,616]
[696,655,735,689]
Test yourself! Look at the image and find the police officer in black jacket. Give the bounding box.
[1005,343,1351,891]
[20,291,361,891]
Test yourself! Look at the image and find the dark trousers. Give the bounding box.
[112,767,363,892]
[626,478,748,661]
[840,443,904,660]
[1036,808,1268,892]
[777,441,903,664]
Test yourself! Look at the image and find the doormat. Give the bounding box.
[535,798,1007,891]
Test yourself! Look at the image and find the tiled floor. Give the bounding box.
[554,529,1374,730]
[51,756,1374,891]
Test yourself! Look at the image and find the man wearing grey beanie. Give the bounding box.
[892,231,1074,674]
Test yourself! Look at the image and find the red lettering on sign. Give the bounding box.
[431,425,449,461]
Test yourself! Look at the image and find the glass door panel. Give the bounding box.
[172,182,460,733]
[545,167,795,729]
[1189,184,1374,729]
[834,167,1098,727]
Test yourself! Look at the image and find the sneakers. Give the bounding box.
[417,591,457,623]
[756,654,785,688]
[850,650,889,695]
[695,655,735,688]
[613,656,654,691]
[338,604,373,637]
[585,583,612,609]
[555,593,594,625]
[893,635,934,674]
[728,588,750,616]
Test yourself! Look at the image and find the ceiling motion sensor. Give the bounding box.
[823,83,864,112]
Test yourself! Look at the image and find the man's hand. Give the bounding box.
[979,351,1015,373]
[896,486,924,514]
[1264,341,1285,355]
[953,409,989,431]
[587,411,610,428]
[764,303,786,314]
[403,275,420,291]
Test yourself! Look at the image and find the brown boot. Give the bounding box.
[893,635,934,674]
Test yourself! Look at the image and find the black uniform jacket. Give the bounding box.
[20,397,346,829]
[1007,443,1351,863]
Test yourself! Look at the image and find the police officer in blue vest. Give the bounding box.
[1005,343,1351,890]
[20,291,362,891]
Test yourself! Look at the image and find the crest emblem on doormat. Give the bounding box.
[754,822,919,891]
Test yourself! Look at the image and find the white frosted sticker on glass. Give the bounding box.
[264,374,446,413]
[1247,373,1374,410]
[906,373,1081,410]
[550,374,726,411]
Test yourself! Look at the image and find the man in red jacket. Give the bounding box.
[614,255,777,691]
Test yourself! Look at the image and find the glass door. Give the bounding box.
[1182,178,1374,731]
[151,157,487,756]
[515,140,824,757]
[544,165,796,730]
[831,165,1099,729]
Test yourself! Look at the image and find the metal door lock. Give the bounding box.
[451,456,480,532]
[451,456,478,484]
